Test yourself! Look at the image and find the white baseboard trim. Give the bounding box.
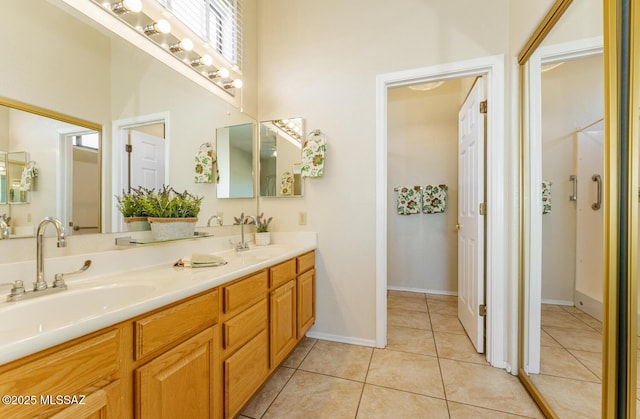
[573,290,603,322]
[305,331,376,348]
[541,298,574,306]
[387,285,457,296]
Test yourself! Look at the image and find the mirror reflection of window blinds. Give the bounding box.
[155,0,243,69]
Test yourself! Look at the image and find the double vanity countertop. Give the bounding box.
[0,232,317,365]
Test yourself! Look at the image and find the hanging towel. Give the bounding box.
[20,161,38,191]
[301,130,326,178]
[194,143,218,183]
[542,180,552,214]
[280,171,294,195]
[396,186,422,215]
[422,184,448,214]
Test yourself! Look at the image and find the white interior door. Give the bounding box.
[129,130,166,190]
[457,79,486,353]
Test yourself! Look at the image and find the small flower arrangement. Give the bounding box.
[256,212,273,233]
[115,185,203,219]
[115,186,153,218]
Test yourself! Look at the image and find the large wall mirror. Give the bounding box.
[0,0,257,239]
[518,0,612,416]
[259,118,305,197]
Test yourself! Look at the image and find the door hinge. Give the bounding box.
[479,100,488,114]
[479,202,487,216]
[479,304,487,317]
[125,144,132,153]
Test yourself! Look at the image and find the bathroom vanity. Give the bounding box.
[0,239,315,419]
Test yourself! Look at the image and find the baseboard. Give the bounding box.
[573,290,603,322]
[387,285,457,296]
[305,331,376,348]
[541,298,574,307]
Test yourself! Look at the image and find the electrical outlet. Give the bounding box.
[298,211,307,225]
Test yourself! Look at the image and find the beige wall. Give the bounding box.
[256,0,550,344]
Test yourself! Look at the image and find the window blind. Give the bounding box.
[156,0,242,70]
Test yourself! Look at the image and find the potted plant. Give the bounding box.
[254,212,272,246]
[140,185,203,240]
[115,186,152,231]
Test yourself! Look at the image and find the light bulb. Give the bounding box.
[191,54,213,67]
[169,38,193,53]
[111,0,142,14]
[232,79,243,89]
[144,19,171,35]
[217,67,230,78]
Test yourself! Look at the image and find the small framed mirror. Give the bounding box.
[216,122,256,199]
[259,118,305,197]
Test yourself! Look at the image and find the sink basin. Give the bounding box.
[231,245,291,263]
[0,283,156,335]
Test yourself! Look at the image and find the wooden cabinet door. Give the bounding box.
[224,329,269,418]
[49,380,121,419]
[136,326,218,419]
[270,280,297,368]
[297,269,316,339]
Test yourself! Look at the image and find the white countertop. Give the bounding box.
[0,232,316,365]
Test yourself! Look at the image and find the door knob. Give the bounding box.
[456,224,463,230]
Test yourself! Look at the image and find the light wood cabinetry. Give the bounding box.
[0,249,315,419]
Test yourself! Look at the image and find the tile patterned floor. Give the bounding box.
[239,291,543,419]
[530,303,603,418]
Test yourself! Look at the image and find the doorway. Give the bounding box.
[375,55,506,368]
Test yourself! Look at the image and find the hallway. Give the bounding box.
[240,291,542,418]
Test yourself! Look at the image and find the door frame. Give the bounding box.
[375,55,506,368]
[111,112,170,232]
[521,36,603,374]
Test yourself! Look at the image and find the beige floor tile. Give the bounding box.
[567,349,602,380]
[386,325,437,356]
[427,300,457,316]
[434,332,488,365]
[388,294,428,312]
[539,346,599,382]
[366,349,445,398]
[544,326,602,352]
[299,340,373,381]
[426,293,458,302]
[440,359,543,418]
[282,338,317,368]
[242,367,295,418]
[540,329,562,347]
[388,290,426,300]
[263,370,363,419]
[561,305,583,314]
[430,313,466,335]
[448,401,540,418]
[541,310,595,330]
[387,307,431,330]
[541,304,566,313]
[356,384,449,418]
[572,312,603,331]
[529,374,601,419]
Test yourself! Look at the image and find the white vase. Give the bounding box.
[255,232,271,246]
[148,217,197,241]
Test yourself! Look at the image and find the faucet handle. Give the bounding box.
[53,260,91,289]
[9,280,25,298]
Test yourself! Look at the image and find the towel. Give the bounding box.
[174,253,227,268]
[542,180,551,214]
[20,161,38,191]
[396,186,422,215]
[194,143,218,184]
[280,171,294,195]
[301,131,326,178]
[422,184,448,214]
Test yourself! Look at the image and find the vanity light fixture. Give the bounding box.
[143,19,171,36]
[110,0,142,14]
[169,38,194,53]
[223,79,243,89]
[190,54,214,67]
[206,68,230,79]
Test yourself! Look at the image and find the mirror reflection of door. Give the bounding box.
[69,133,100,235]
[127,125,166,191]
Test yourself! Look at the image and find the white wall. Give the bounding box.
[540,54,603,302]
[387,80,467,293]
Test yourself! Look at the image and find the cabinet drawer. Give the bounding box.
[223,270,267,316]
[270,258,296,288]
[297,250,315,274]
[224,329,269,418]
[0,329,120,418]
[223,298,268,354]
[135,290,218,360]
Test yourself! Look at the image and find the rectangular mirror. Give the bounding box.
[216,123,255,198]
[259,118,305,197]
[7,151,30,205]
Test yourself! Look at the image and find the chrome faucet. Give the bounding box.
[207,215,222,227]
[35,217,66,291]
[0,218,9,240]
[234,213,255,251]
